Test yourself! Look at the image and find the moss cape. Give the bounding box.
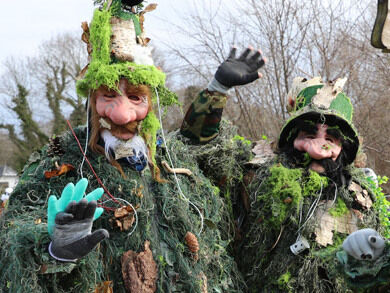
[1,118,390,292]
[237,156,390,292]
[0,121,250,293]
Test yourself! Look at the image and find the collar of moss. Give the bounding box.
[258,163,328,229]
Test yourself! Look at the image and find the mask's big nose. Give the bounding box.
[106,96,137,125]
[304,138,334,160]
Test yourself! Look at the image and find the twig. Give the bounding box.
[161,161,193,176]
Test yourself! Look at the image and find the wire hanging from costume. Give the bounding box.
[154,87,204,236]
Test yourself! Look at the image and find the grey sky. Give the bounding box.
[0,0,228,74]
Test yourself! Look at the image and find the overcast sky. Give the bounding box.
[0,0,228,74]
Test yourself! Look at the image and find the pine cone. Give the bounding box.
[185,232,199,261]
[47,137,65,157]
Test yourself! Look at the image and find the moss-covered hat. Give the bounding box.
[76,0,178,171]
[278,77,359,164]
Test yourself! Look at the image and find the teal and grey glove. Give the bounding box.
[343,228,385,261]
[47,178,108,261]
[208,47,266,94]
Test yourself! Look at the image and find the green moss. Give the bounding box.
[371,176,390,238]
[329,197,348,217]
[259,164,302,228]
[277,271,292,291]
[212,186,220,196]
[259,164,327,229]
[233,135,251,146]
[77,62,167,97]
[89,8,112,65]
[302,152,312,167]
[303,170,328,197]
[139,111,160,169]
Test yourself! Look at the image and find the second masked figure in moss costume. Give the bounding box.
[182,57,390,291]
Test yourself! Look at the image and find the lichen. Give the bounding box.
[329,197,348,217]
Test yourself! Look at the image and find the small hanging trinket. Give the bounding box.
[290,236,310,255]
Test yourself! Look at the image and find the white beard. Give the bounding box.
[100,130,148,162]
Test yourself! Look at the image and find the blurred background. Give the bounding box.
[0,0,389,193]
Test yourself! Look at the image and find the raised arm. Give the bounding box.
[180,47,266,143]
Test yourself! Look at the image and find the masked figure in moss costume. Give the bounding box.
[1,2,389,293]
[182,69,390,290]
[0,1,268,292]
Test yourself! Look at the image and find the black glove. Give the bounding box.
[215,47,266,87]
[49,199,109,261]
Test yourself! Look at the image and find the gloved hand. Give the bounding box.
[208,47,266,94]
[342,228,385,261]
[47,178,109,261]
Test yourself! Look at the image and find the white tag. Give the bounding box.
[290,236,310,255]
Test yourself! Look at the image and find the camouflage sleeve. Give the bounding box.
[180,89,227,143]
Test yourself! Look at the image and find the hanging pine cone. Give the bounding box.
[47,136,65,158]
[185,232,199,261]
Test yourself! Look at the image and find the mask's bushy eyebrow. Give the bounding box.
[326,128,342,140]
[297,120,317,135]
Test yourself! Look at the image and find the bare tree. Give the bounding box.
[0,32,88,171]
[156,0,390,186]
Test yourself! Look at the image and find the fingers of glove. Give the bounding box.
[248,50,261,63]
[48,195,59,235]
[238,47,252,61]
[85,187,104,202]
[93,207,104,220]
[58,183,75,211]
[241,71,261,85]
[83,200,97,220]
[55,212,74,225]
[227,47,237,59]
[85,229,109,249]
[73,199,88,220]
[48,195,59,219]
[255,56,266,70]
[73,178,88,202]
[64,200,77,214]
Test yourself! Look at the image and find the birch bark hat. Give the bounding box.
[76,0,176,103]
[278,77,359,164]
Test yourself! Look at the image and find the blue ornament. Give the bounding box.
[126,151,148,172]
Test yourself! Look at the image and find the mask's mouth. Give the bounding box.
[99,117,139,140]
